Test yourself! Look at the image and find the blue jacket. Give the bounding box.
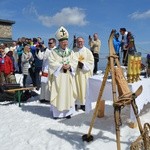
[113,38,121,54]
[30,46,43,68]
[17,45,24,56]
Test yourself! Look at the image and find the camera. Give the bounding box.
[36,41,44,48]
[89,35,92,40]
[39,41,44,48]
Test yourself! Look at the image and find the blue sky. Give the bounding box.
[0,0,150,57]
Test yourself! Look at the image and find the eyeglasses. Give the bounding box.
[48,42,53,45]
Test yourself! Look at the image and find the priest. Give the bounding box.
[73,37,94,111]
[48,26,78,119]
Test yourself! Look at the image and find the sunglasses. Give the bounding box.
[48,42,53,45]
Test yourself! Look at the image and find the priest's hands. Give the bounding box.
[63,64,71,70]
[78,61,84,69]
[62,64,71,73]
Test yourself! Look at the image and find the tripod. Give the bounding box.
[82,30,149,150]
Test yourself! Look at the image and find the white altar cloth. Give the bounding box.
[85,75,150,122]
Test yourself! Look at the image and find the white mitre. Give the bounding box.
[55,26,69,41]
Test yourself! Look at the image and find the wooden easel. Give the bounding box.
[82,30,149,150]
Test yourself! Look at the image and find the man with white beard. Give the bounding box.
[36,38,56,103]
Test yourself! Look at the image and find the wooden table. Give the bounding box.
[5,87,35,107]
[85,75,150,126]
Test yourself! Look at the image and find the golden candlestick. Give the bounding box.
[136,55,141,81]
[132,56,138,82]
[127,55,134,83]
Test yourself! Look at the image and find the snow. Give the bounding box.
[0,74,150,150]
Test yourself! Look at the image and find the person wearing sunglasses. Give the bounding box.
[36,38,56,103]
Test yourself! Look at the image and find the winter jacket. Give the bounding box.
[113,38,121,54]
[0,54,14,75]
[22,52,34,75]
[17,45,24,56]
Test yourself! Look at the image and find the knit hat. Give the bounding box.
[0,43,5,49]
[147,54,150,59]
[55,26,69,41]
[120,28,126,32]
[115,32,119,37]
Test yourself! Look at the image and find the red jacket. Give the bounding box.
[0,54,14,75]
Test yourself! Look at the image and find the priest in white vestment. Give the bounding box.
[48,26,78,119]
[36,38,57,103]
[73,37,94,111]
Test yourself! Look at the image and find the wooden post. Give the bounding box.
[97,100,105,118]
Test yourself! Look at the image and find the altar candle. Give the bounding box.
[133,56,138,76]
[127,55,134,75]
[137,56,141,74]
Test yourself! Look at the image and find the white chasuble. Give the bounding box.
[74,46,94,105]
[48,47,78,114]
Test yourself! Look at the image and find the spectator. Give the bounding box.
[89,33,101,74]
[113,32,121,60]
[29,43,36,87]
[36,38,56,103]
[34,44,43,90]
[0,44,15,84]
[126,32,137,55]
[30,38,43,90]
[120,28,137,66]
[6,50,15,72]
[4,43,10,54]
[17,41,24,73]
[120,28,128,66]
[146,54,150,77]
[21,45,34,87]
[10,42,18,72]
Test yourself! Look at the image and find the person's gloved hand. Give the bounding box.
[78,61,84,69]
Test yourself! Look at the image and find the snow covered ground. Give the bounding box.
[0,74,150,150]
[0,96,150,150]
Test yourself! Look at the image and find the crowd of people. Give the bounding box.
[113,28,137,66]
[0,26,97,119]
[0,26,138,119]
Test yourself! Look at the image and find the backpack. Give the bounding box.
[21,90,32,102]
